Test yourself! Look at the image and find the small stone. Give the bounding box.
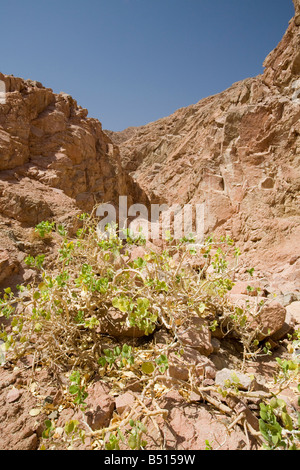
[84,382,115,431]
[6,388,21,403]
[115,392,136,415]
[215,368,256,391]
[48,411,59,420]
[177,317,213,356]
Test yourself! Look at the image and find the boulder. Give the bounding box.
[85,382,115,431]
[176,317,213,356]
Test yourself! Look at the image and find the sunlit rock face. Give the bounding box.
[0,74,148,287]
[108,5,300,294]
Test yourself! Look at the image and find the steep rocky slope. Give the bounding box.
[0,74,148,288]
[0,3,299,453]
[107,0,300,295]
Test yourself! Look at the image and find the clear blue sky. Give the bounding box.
[0,0,295,131]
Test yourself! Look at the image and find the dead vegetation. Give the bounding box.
[0,211,299,450]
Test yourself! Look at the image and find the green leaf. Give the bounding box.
[138,422,147,433]
[65,420,79,435]
[69,384,79,395]
[282,412,293,431]
[112,297,130,313]
[270,397,278,408]
[117,428,125,443]
[141,361,155,375]
[34,323,43,332]
[98,357,107,367]
[259,419,270,443]
[127,434,137,449]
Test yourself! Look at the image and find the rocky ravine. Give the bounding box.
[107,0,300,297]
[0,1,299,453]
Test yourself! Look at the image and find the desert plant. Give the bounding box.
[0,215,275,371]
[1,211,294,451]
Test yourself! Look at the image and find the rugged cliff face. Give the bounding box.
[108,3,300,294]
[0,74,148,287]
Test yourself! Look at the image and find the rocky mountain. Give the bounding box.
[0,2,299,297]
[0,2,299,453]
[107,0,300,295]
[0,74,148,288]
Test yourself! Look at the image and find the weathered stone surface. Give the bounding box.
[108,4,300,296]
[228,294,287,340]
[168,347,216,382]
[286,301,300,327]
[215,368,257,391]
[85,381,115,431]
[146,390,257,450]
[6,387,22,404]
[0,74,149,289]
[115,391,135,415]
[251,301,287,341]
[0,368,48,450]
[177,317,213,356]
[98,307,146,338]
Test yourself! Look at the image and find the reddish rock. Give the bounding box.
[108,4,300,294]
[98,307,146,338]
[6,388,21,403]
[228,294,287,340]
[286,301,300,327]
[251,301,287,341]
[230,280,265,297]
[144,390,257,450]
[0,73,149,289]
[115,391,136,415]
[177,317,213,356]
[168,347,216,382]
[85,381,115,431]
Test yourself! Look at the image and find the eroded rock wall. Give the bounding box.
[0,75,148,288]
[109,6,300,294]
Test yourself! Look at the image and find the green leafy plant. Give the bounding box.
[35,221,55,238]
[42,420,55,439]
[99,344,134,369]
[127,419,148,450]
[69,371,88,410]
[64,420,86,445]
[155,354,169,373]
[105,420,147,450]
[259,396,299,450]
[2,211,300,451]
[25,254,46,270]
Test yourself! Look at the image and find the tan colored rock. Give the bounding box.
[286,301,300,327]
[115,391,135,415]
[98,307,146,338]
[0,74,149,288]
[109,5,300,295]
[150,390,255,450]
[168,347,216,382]
[177,317,213,356]
[230,280,265,297]
[228,294,287,341]
[85,382,115,431]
